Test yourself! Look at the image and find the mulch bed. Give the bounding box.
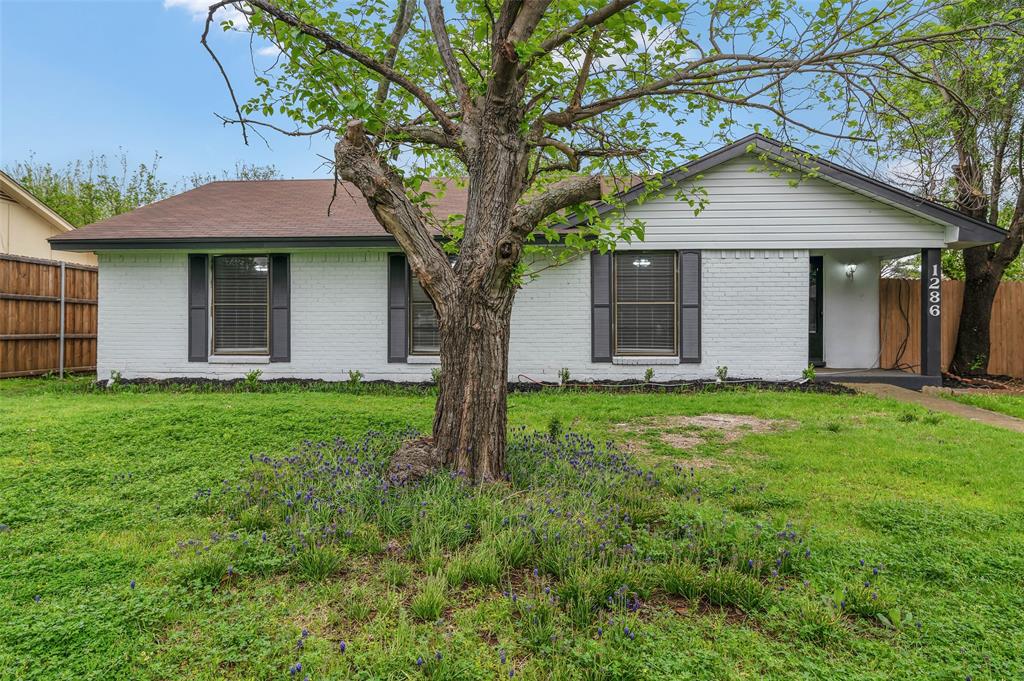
[942,373,1024,392]
[102,376,854,395]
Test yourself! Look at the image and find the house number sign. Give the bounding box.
[927,264,941,317]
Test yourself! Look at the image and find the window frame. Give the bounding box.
[611,250,679,357]
[210,254,271,356]
[407,270,440,356]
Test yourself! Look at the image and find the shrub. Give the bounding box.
[558,367,571,385]
[644,367,655,383]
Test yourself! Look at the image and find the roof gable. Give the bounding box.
[0,170,76,234]
[572,135,1005,248]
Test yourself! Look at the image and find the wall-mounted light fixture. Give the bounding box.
[845,263,858,279]
[632,258,652,268]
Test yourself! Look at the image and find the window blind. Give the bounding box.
[614,252,677,355]
[213,255,269,354]
[409,276,440,354]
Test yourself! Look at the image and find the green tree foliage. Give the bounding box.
[6,155,282,228]
[7,152,167,228]
[864,0,1024,372]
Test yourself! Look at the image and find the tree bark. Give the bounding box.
[433,286,516,482]
[950,247,1001,375]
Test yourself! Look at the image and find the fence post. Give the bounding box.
[59,262,66,379]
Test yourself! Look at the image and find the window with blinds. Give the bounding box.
[212,255,269,354]
[409,276,440,354]
[613,252,677,355]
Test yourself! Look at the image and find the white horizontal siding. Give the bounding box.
[612,156,947,250]
[98,248,809,382]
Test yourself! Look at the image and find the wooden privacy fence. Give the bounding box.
[0,254,98,378]
[880,278,1024,378]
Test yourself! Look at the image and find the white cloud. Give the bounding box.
[257,45,282,57]
[164,0,248,27]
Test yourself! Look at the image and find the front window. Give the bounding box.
[212,255,269,354]
[409,276,440,355]
[613,252,677,355]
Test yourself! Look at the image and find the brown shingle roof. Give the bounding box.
[49,179,469,244]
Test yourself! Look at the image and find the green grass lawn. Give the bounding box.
[1,378,1022,680]
[943,391,1024,420]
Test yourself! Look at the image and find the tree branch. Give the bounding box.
[519,0,641,77]
[334,120,456,301]
[511,174,602,236]
[246,0,458,135]
[376,0,417,102]
[202,1,252,145]
[425,0,471,113]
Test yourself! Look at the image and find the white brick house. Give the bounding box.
[50,135,1005,388]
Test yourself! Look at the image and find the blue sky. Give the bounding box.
[1,1,860,187]
[1,0,334,182]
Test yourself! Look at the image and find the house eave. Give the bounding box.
[48,235,405,252]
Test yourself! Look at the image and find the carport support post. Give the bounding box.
[920,249,942,378]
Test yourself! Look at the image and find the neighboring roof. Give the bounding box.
[49,134,1007,251]
[0,170,77,234]
[567,134,1007,247]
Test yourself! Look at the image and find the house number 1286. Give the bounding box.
[927,264,941,317]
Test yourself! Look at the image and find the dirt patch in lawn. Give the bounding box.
[624,413,797,458]
[659,414,797,441]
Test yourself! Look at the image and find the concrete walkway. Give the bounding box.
[846,383,1024,434]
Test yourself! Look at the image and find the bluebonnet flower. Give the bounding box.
[499,650,506,664]
[416,656,424,667]
[130,580,136,590]
[33,595,40,603]
[435,651,442,661]
[339,641,346,653]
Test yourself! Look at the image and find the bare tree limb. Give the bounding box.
[511,174,602,236]
[202,1,252,145]
[376,0,417,102]
[425,0,472,113]
[334,120,456,302]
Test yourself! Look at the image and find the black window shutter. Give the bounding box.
[269,254,290,362]
[187,254,209,362]
[591,252,612,362]
[388,253,409,363]
[679,250,701,363]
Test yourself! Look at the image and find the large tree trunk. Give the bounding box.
[950,246,1001,375]
[433,286,516,482]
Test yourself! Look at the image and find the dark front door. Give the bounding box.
[809,256,824,366]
